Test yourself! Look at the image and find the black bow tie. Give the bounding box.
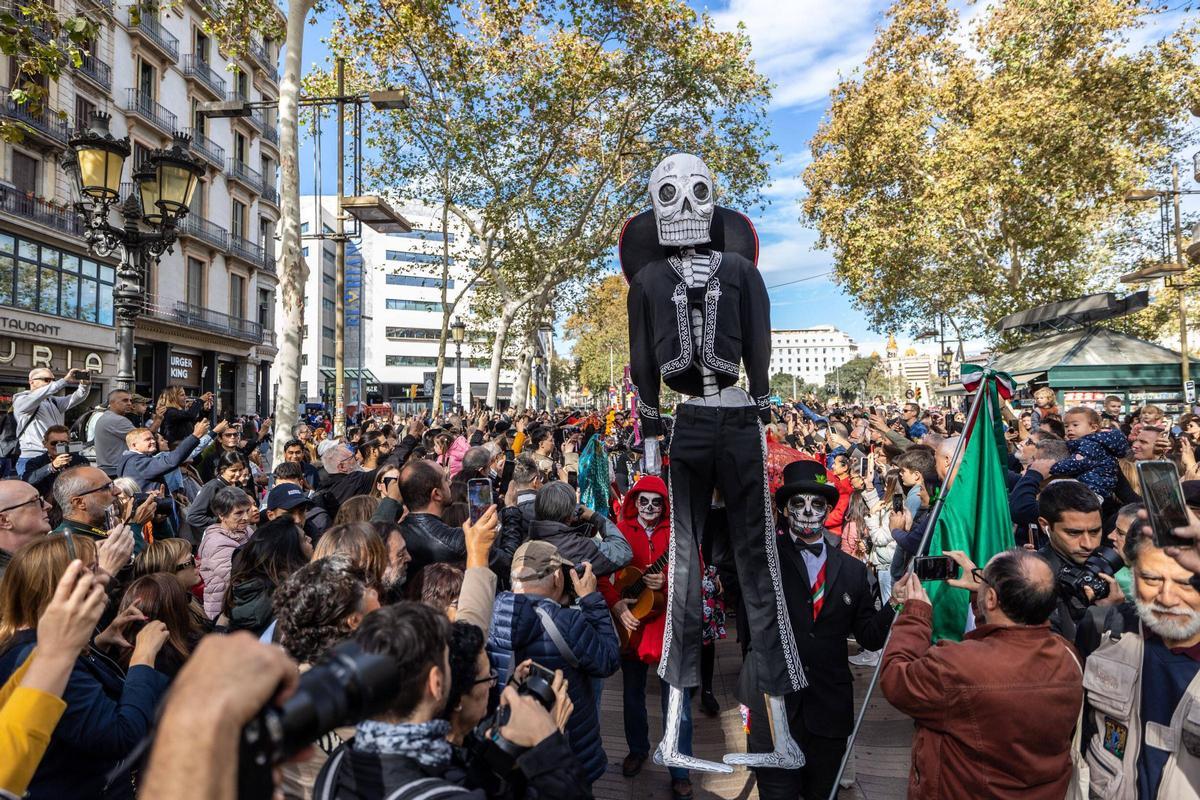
[795,539,824,557]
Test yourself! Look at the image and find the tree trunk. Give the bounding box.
[511,328,537,410]
[432,199,451,414]
[270,0,313,468]
[484,298,521,409]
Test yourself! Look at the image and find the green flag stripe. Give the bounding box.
[925,380,1014,642]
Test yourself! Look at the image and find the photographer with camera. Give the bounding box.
[526,481,631,577]
[10,368,91,479]
[19,426,88,497]
[1036,480,1125,640]
[314,602,586,799]
[488,542,620,785]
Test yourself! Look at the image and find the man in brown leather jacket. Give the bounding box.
[880,548,1083,799]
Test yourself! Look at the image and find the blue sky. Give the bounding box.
[295,0,1195,355]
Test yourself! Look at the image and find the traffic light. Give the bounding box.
[915,387,922,400]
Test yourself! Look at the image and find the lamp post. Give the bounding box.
[532,353,543,411]
[451,317,466,412]
[1122,162,1200,387]
[539,324,553,413]
[64,113,204,391]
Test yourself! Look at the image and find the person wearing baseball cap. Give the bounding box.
[266,483,312,526]
[489,540,619,785]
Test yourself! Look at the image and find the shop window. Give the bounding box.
[0,233,113,324]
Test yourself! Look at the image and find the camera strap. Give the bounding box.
[534,605,580,670]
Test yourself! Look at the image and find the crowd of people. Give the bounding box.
[1,365,1200,800]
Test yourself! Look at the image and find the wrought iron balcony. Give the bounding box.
[177,212,228,250]
[228,233,265,265]
[0,90,70,148]
[0,187,83,236]
[261,252,276,274]
[226,158,263,193]
[0,0,51,41]
[248,38,270,69]
[124,88,178,136]
[76,52,112,90]
[182,54,226,98]
[145,299,262,343]
[184,126,224,168]
[81,0,114,14]
[126,8,179,61]
[261,120,279,147]
[260,184,279,207]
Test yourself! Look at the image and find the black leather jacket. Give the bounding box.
[627,249,772,436]
[401,511,522,583]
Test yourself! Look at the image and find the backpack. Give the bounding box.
[315,743,469,800]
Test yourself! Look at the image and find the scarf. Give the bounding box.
[354,719,453,767]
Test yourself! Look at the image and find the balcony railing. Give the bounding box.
[145,299,262,342]
[81,0,114,13]
[261,252,276,274]
[177,212,228,250]
[0,90,70,147]
[226,158,263,193]
[126,8,179,61]
[124,88,178,136]
[248,38,270,68]
[228,234,264,265]
[184,127,224,168]
[77,52,112,90]
[260,184,279,207]
[0,187,83,236]
[261,120,278,147]
[0,0,51,40]
[182,54,226,97]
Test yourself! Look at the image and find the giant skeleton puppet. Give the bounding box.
[620,154,805,773]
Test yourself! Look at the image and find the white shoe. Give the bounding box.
[849,650,880,667]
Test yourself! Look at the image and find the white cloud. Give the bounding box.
[709,0,891,110]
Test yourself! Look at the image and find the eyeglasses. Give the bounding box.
[76,481,114,499]
[175,556,196,571]
[473,669,498,687]
[970,568,990,589]
[0,494,43,514]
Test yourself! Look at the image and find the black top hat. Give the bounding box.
[617,206,759,283]
[775,459,840,507]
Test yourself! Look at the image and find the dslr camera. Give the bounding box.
[1056,546,1125,604]
[467,662,557,790]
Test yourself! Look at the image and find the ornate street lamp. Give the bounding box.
[450,318,466,412]
[65,113,205,390]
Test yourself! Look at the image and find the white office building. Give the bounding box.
[284,196,520,412]
[0,1,283,416]
[769,325,859,386]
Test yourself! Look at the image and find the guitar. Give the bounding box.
[611,549,670,651]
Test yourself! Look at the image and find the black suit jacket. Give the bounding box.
[737,531,895,738]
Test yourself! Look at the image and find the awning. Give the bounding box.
[318,368,336,381]
[997,291,1149,335]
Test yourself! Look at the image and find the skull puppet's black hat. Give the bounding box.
[775,459,840,507]
[617,206,759,284]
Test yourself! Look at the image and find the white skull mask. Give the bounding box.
[649,153,715,247]
[786,493,829,535]
[636,492,664,527]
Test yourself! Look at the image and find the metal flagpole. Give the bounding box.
[826,370,994,798]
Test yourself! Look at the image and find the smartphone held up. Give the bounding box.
[1138,460,1192,549]
[467,478,492,525]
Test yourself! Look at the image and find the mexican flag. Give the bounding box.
[924,367,1014,642]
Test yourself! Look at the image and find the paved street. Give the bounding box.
[594,634,912,800]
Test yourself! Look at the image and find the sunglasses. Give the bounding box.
[175,556,196,571]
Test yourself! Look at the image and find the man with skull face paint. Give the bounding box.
[620,153,805,774]
[748,459,906,800]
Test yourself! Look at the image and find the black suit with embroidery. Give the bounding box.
[737,532,895,800]
[626,250,772,437]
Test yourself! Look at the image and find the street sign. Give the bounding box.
[1187,380,1196,405]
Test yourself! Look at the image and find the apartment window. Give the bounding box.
[385,299,445,312]
[322,325,334,340]
[0,233,114,324]
[385,274,454,289]
[300,222,309,233]
[389,228,455,243]
[186,257,205,306]
[138,60,156,99]
[189,180,206,216]
[321,298,334,312]
[194,29,210,61]
[236,71,248,99]
[301,246,309,257]
[74,95,96,130]
[231,200,245,238]
[322,273,334,287]
[257,288,272,327]
[259,217,273,248]
[321,355,334,368]
[302,355,308,365]
[10,152,37,194]
[133,142,153,170]
[192,100,207,137]
[229,273,245,319]
[234,132,247,164]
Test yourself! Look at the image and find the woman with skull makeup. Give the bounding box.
[746,459,907,800]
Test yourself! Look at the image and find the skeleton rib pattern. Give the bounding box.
[680,247,720,397]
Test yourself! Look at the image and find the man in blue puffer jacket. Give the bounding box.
[488,540,620,784]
